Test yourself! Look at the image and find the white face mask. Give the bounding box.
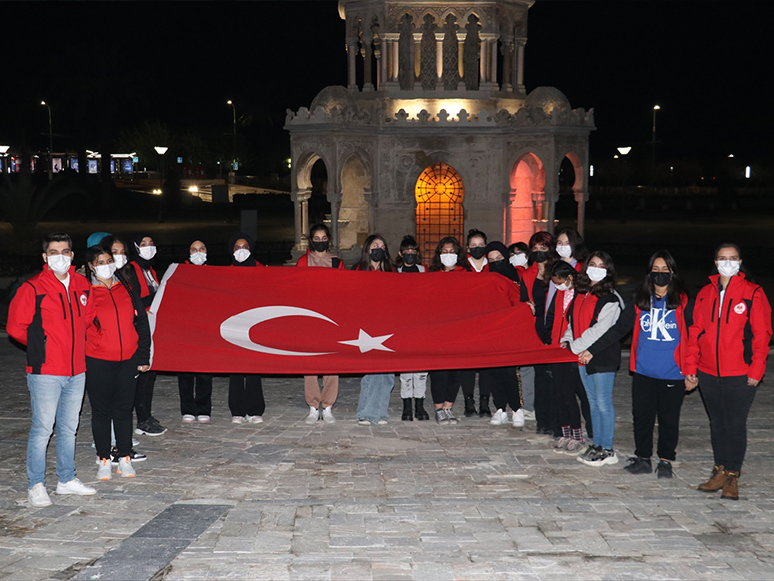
[510,254,528,267]
[556,282,570,292]
[94,263,117,280]
[717,260,740,278]
[112,254,127,269]
[190,252,207,266]
[587,266,607,282]
[556,244,573,259]
[138,245,157,260]
[233,248,251,263]
[47,254,72,275]
[440,254,458,268]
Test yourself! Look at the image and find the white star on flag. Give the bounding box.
[338,329,394,353]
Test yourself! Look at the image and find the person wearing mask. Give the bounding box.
[563,251,624,467]
[7,233,97,507]
[354,234,396,425]
[427,237,469,424]
[84,246,151,480]
[461,229,489,417]
[297,224,345,425]
[583,251,695,478]
[178,238,214,424]
[685,243,772,500]
[555,228,587,272]
[509,242,535,422]
[228,232,266,424]
[483,241,524,428]
[128,233,166,437]
[396,235,430,421]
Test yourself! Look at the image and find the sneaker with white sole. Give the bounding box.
[577,445,602,464]
[97,458,112,480]
[56,478,97,496]
[445,408,459,425]
[490,409,508,425]
[322,406,336,424]
[377,419,388,425]
[357,419,371,425]
[522,409,536,421]
[581,448,619,467]
[132,438,140,446]
[182,414,196,423]
[512,409,525,428]
[304,406,319,424]
[108,448,146,466]
[247,415,263,424]
[231,416,244,424]
[28,483,52,507]
[135,419,167,436]
[553,437,571,453]
[197,415,211,423]
[435,408,449,425]
[563,438,587,456]
[117,456,136,477]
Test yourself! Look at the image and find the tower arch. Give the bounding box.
[415,162,465,259]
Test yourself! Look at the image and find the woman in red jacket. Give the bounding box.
[685,243,772,499]
[84,246,151,480]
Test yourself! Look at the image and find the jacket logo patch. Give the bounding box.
[80,294,88,307]
[734,302,746,315]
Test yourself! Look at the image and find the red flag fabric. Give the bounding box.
[148,264,575,374]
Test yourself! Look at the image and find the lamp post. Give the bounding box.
[154,146,168,222]
[651,105,660,192]
[617,147,631,224]
[0,145,9,174]
[41,101,53,180]
[227,100,236,181]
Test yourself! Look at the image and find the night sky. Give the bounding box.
[2,1,772,172]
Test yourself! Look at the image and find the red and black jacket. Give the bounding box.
[128,261,159,310]
[7,265,91,376]
[85,280,151,365]
[686,273,772,380]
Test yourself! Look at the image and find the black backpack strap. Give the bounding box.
[332,257,341,269]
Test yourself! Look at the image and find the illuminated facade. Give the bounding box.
[285,0,594,262]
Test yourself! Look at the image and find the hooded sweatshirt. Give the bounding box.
[229,232,263,267]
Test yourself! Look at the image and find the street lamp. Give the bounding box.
[0,145,8,174]
[41,101,53,180]
[154,146,168,222]
[651,105,660,191]
[227,100,236,174]
[617,146,631,224]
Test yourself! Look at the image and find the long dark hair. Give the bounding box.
[575,250,616,297]
[429,236,468,272]
[100,235,131,275]
[396,235,421,269]
[634,250,686,311]
[527,231,557,268]
[556,227,588,263]
[356,234,395,272]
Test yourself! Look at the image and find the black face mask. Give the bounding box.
[649,271,672,287]
[533,251,549,263]
[402,254,417,266]
[311,240,329,253]
[469,247,486,260]
[488,259,507,272]
[370,248,385,263]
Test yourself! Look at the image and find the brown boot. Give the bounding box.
[721,471,740,500]
[698,465,726,492]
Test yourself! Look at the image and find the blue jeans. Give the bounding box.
[27,373,86,488]
[578,367,616,450]
[356,374,394,423]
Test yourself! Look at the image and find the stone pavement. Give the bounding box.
[1,338,773,580]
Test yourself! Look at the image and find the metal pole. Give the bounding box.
[651,105,659,192]
[41,101,53,180]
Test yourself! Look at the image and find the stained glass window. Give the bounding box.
[415,162,465,260]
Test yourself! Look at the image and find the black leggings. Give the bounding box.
[552,362,583,431]
[481,366,521,412]
[134,370,156,424]
[631,373,686,461]
[698,371,757,472]
[533,364,554,431]
[86,355,137,459]
[429,370,462,405]
[228,375,265,417]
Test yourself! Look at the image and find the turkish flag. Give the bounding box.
[148,264,575,374]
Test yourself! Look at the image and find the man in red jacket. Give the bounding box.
[7,233,97,507]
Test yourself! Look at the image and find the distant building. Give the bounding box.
[285,0,594,261]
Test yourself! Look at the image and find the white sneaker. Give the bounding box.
[247,415,263,424]
[231,416,244,424]
[522,409,536,421]
[322,406,336,424]
[512,408,525,428]
[490,409,508,425]
[182,414,196,423]
[377,419,388,425]
[197,415,211,423]
[117,456,136,477]
[357,419,371,425]
[305,406,319,424]
[56,478,97,496]
[28,483,52,507]
[97,458,112,480]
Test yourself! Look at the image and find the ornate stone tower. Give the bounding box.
[285,0,594,261]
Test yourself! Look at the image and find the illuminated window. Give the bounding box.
[415,162,464,260]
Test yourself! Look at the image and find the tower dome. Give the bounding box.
[524,86,571,114]
[310,85,358,115]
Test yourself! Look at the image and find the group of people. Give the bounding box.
[7,224,770,508]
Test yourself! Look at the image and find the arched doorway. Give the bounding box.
[340,154,370,250]
[507,153,545,244]
[415,162,464,259]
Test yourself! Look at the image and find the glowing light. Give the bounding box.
[653,105,660,110]
[617,147,632,156]
[589,165,594,176]
[728,154,734,158]
[154,146,168,155]
[745,166,751,179]
[0,145,9,154]
[286,158,291,169]
[152,188,162,195]
[188,186,198,193]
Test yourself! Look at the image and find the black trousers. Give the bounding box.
[228,374,265,417]
[533,364,554,431]
[698,371,757,472]
[134,370,156,424]
[178,373,213,417]
[481,366,521,412]
[459,369,489,400]
[631,373,686,461]
[86,355,137,459]
[551,362,583,431]
[429,370,462,405]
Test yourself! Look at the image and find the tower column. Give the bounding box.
[391,36,399,81]
[435,32,444,91]
[362,29,374,91]
[327,191,343,252]
[347,37,358,90]
[490,38,498,86]
[291,188,312,251]
[456,31,466,90]
[479,37,487,83]
[574,189,588,237]
[516,37,526,92]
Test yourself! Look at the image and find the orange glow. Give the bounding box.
[415,163,464,260]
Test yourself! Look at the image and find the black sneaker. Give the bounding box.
[135,419,167,436]
[623,456,653,475]
[656,460,673,479]
[111,448,147,466]
[148,416,167,431]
